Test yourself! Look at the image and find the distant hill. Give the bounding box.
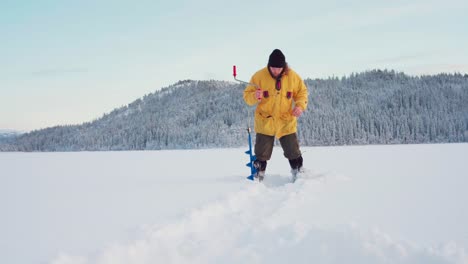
[0,129,21,136]
[2,70,468,152]
[0,130,23,151]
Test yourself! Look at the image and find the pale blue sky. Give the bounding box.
[1,0,467,131]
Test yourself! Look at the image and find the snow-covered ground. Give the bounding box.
[1,143,467,264]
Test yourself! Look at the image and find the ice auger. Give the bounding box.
[233,65,257,180]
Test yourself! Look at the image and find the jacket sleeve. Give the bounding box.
[294,76,308,111]
[243,76,259,106]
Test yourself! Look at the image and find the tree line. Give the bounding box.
[2,70,467,151]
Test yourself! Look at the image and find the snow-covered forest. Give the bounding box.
[2,70,467,151]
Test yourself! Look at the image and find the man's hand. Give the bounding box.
[255,88,263,101]
[292,106,303,117]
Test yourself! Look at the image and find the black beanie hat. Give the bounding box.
[268,49,286,68]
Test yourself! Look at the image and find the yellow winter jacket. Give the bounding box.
[243,67,308,138]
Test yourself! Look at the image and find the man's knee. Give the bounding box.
[279,133,301,160]
[254,133,275,161]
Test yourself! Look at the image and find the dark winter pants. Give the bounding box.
[254,133,301,161]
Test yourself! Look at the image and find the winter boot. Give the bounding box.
[253,160,267,182]
[288,155,303,182]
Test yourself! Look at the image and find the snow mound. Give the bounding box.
[51,172,467,264]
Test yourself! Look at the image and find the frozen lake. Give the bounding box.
[1,143,467,264]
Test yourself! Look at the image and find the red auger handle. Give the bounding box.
[233,65,237,77]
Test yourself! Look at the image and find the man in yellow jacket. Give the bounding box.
[243,49,308,181]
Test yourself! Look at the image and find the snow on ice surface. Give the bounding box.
[1,144,468,264]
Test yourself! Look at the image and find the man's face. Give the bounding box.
[269,67,283,78]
